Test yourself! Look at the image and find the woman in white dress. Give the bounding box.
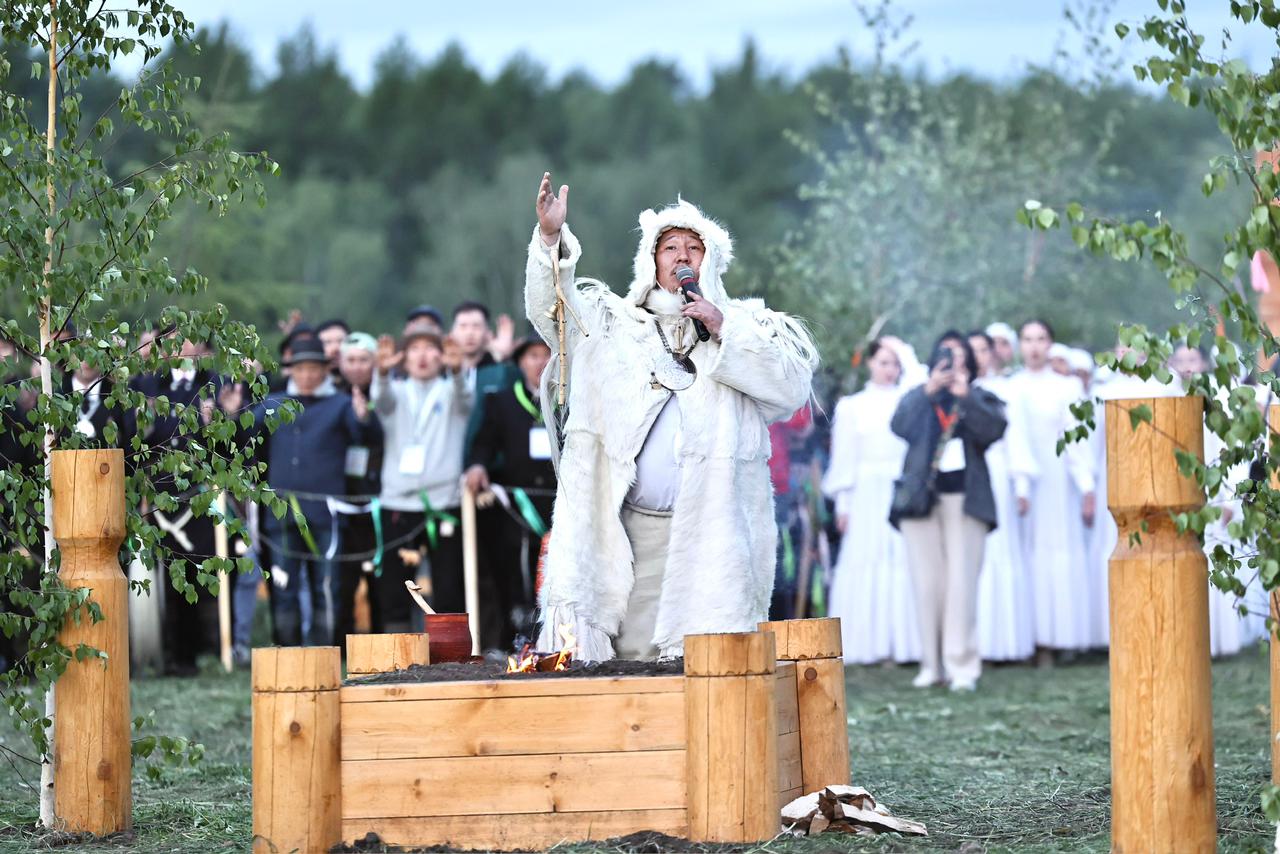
[1006,320,1098,660]
[822,339,920,665]
[968,331,1036,661]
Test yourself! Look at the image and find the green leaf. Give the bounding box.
[1128,404,1153,431]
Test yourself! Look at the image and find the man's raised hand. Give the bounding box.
[536,171,568,245]
[376,334,402,377]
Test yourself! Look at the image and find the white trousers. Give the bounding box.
[615,505,673,660]
[900,493,988,684]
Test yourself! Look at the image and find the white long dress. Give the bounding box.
[822,383,920,664]
[974,374,1037,660]
[1202,421,1263,656]
[1007,367,1097,650]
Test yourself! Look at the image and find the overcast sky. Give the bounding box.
[171,1,1275,90]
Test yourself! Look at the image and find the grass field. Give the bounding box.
[0,647,1272,853]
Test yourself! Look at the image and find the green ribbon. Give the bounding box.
[810,564,827,617]
[287,494,321,556]
[418,490,460,551]
[513,380,542,424]
[511,487,547,537]
[781,524,796,583]
[370,496,384,576]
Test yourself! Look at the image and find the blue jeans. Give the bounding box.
[267,521,338,647]
[232,557,265,654]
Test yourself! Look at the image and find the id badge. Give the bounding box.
[399,444,427,476]
[529,426,552,461]
[344,445,370,478]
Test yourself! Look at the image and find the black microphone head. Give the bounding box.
[674,265,697,286]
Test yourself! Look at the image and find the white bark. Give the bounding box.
[37,0,58,827]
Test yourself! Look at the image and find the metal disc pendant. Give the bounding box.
[653,356,696,391]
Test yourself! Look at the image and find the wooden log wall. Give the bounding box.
[760,617,850,793]
[684,630,779,843]
[252,646,343,853]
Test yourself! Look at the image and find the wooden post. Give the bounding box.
[759,617,849,792]
[252,646,342,854]
[51,449,131,835]
[1106,396,1214,854]
[346,632,430,676]
[461,485,480,655]
[684,631,778,843]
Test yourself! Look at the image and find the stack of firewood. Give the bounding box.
[782,785,928,838]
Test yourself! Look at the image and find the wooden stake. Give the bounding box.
[215,491,232,673]
[1105,396,1214,853]
[461,484,480,655]
[346,632,430,676]
[759,618,849,792]
[252,646,342,854]
[51,449,131,834]
[684,631,778,843]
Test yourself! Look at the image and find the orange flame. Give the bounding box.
[505,624,577,673]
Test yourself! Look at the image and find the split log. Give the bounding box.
[684,631,778,843]
[252,646,342,853]
[1106,396,1214,853]
[760,617,849,792]
[52,449,131,834]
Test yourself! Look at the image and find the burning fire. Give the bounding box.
[506,624,576,673]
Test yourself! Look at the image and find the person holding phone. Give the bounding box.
[890,332,1007,691]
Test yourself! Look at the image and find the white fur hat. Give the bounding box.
[628,199,734,306]
[1048,342,1072,361]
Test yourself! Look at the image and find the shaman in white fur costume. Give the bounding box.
[525,200,818,659]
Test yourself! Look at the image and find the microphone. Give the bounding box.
[675,265,711,342]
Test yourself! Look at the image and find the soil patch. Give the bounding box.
[333,830,746,853]
[346,657,684,685]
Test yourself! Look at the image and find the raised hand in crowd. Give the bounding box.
[536,171,568,245]
[442,335,464,374]
[463,463,490,496]
[490,314,516,361]
[277,308,303,337]
[376,334,403,377]
[351,384,370,422]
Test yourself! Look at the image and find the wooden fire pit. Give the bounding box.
[251,619,850,853]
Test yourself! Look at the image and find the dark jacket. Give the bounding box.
[462,360,521,462]
[246,391,382,527]
[59,374,135,452]
[466,379,556,493]
[889,384,1007,529]
[131,369,223,490]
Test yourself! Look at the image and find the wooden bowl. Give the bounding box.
[422,613,472,662]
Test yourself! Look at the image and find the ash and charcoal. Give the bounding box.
[346,657,684,685]
[334,830,746,853]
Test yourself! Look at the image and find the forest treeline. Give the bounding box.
[0,20,1237,360]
